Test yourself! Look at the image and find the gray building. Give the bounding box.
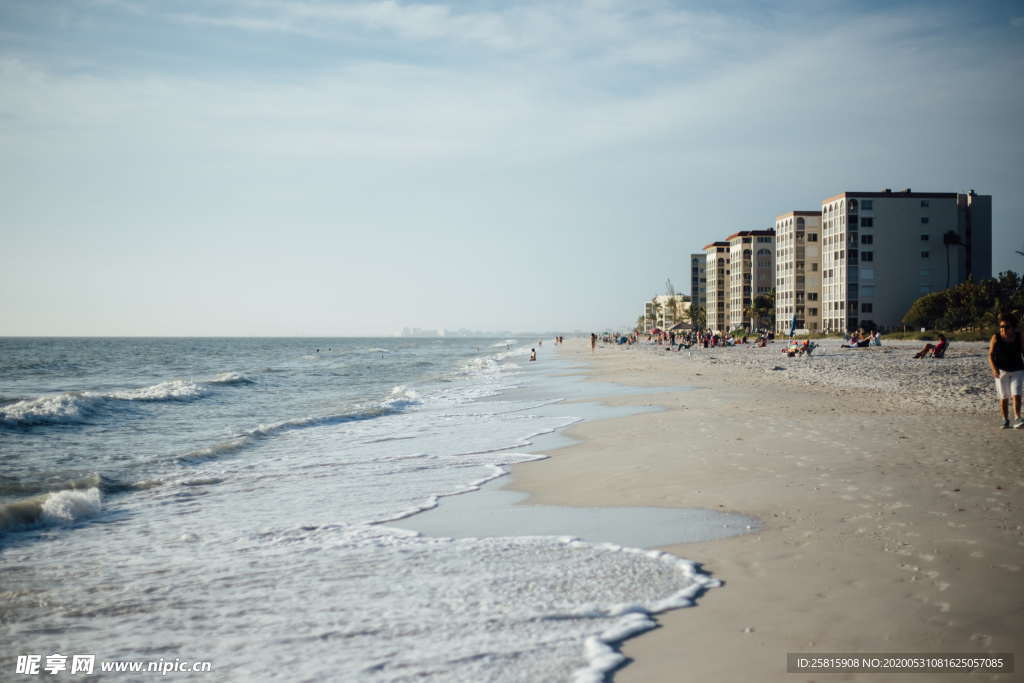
[819,189,991,333]
[690,253,706,317]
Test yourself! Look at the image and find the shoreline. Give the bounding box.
[507,338,1023,682]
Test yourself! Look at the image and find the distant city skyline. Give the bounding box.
[2,1,1022,336]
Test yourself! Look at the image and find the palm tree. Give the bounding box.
[749,293,775,332]
[687,304,706,332]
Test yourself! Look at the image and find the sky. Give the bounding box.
[1,0,1022,336]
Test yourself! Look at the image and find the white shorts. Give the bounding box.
[996,369,1024,400]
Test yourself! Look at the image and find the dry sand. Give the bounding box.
[509,338,1023,683]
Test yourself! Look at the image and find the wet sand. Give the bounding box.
[509,339,1023,682]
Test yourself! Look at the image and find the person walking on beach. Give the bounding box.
[989,313,1024,429]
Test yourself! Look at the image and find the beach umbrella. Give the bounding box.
[788,314,797,337]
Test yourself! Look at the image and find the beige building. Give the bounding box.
[819,189,991,333]
[703,242,730,333]
[644,295,690,332]
[726,230,775,331]
[775,211,822,334]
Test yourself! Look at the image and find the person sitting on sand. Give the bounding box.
[913,333,948,358]
[870,330,882,346]
[841,332,870,349]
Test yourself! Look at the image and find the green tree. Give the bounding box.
[687,304,706,331]
[749,292,775,331]
[902,272,1024,330]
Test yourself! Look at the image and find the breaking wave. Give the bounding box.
[179,385,423,464]
[0,373,254,428]
[0,487,103,533]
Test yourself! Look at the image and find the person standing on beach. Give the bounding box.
[989,313,1024,429]
[591,333,597,352]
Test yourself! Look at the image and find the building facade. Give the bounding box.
[819,189,991,333]
[775,211,822,334]
[726,230,775,331]
[642,295,690,332]
[704,242,731,333]
[690,253,706,317]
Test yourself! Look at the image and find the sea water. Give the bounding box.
[0,338,747,681]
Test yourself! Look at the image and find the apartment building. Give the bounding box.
[819,189,991,333]
[726,230,775,331]
[643,294,690,331]
[775,211,822,334]
[704,242,731,333]
[690,253,707,316]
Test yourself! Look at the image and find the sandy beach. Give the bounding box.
[510,338,1023,682]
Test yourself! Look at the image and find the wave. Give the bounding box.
[381,385,420,410]
[0,487,102,533]
[0,373,254,428]
[208,372,254,385]
[0,472,158,499]
[179,386,423,464]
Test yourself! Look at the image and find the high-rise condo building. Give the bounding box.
[690,253,706,316]
[775,211,822,333]
[819,189,991,333]
[726,230,775,331]
[704,242,730,333]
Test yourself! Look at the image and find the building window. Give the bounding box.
[860,217,874,227]
[920,285,930,294]
[862,303,873,313]
[861,235,873,244]
[921,217,929,224]
[921,199,930,207]
[808,292,818,301]
[811,263,819,271]
[862,200,873,210]
[808,233,818,242]
[861,251,873,262]
[809,308,818,316]
[920,269,930,277]
[861,268,874,280]
[920,234,930,241]
[921,251,930,258]
[861,285,874,296]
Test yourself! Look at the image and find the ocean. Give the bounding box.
[0,337,744,681]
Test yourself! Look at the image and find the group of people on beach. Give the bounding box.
[594,311,1024,431]
[840,329,882,349]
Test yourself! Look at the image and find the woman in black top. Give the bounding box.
[988,313,1024,429]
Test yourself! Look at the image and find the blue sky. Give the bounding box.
[2,0,1022,335]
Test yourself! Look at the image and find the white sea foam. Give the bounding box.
[40,487,102,526]
[1,487,104,532]
[208,372,254,385]
[381,385,421,410]
[0,392,95,426]
[108,379,206,401]
[1,378,212,427]
[3,339,720,681]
